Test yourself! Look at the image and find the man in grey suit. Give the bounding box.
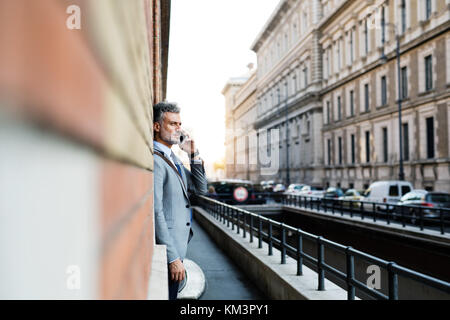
[153,102,207,300]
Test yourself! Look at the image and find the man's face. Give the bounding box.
[154,112,182,146]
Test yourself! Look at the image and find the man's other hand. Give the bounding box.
[169,259,185,282]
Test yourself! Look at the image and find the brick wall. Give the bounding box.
[0,0,169,299]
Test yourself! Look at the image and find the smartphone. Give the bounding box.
[179,132,186,144]
[178,129,189,145]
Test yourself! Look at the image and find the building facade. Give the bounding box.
[320,0,450,191]
[225,0,450,192]
[222,71,257,180]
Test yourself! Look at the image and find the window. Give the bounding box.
[327,139,332,165]
[401,0,406,34]
[382,127,388,163]
[389,185,399,196]
[426,117,434,158]
[326,101,331,124]
[425,55,433,91]
[338,137,343,165]
[364,18,369,55]
[364,83,370,111]
[337,39,342,70]
[337,96,342,121]
[303,67,308,88]
[426,0,432,20]
[381,6,386,45]
[351,134,356,164]
[350,90,355,116]
[293,23,298,40]
[381,76,387,106]
[401,185,411,196]
[348,29,354,64]
[402,123,409,161]
[327,49,331,77]
[401,66,408,99]
[365,131,370,163]
[284,33,288,52]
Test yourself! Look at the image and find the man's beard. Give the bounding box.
[160,130,181,145]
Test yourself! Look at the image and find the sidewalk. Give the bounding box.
[185,218,267,300]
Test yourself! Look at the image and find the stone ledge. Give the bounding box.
[147,244,168,300]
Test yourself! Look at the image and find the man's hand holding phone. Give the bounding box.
[178,129,198,158]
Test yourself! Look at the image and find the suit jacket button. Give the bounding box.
[186,204,190,208]
[186,222,190,226]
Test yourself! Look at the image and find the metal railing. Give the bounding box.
[196,195,450,300]
[279,194,450,235]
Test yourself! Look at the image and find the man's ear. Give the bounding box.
[153,122,160,133]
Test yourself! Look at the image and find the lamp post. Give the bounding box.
[285,81,290,186]
[380,21,405,181]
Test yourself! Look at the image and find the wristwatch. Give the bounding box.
[190,150,200,158]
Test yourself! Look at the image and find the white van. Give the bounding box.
[364,180,414,205]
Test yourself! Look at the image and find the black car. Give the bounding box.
[207,179,267,205]
[322,187,345,207]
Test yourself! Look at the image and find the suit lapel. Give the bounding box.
[154,150,189,200]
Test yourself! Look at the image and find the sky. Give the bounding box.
[166,0,280,165]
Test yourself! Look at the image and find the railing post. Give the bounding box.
[388,262,399,300]
[231,208,235,231]
[386,205,391,225]
[317,236,325,291]
[281,224,286,264]
[268,221,273,256]
[440,209,445,235]
[297,229,303,276]
[401,206,405,228]
[419,208,424,231]
[250,214,254,243]
[243,212,246,238]
[237,210,240,234]
[346,247,355,300]
[360,201,364,220]
[226,206,230,228]
[373,203,377,222]
[258,217,263,249]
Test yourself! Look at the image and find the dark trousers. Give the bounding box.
[168,277,180,300]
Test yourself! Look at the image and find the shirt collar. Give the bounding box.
[154,141,173,159]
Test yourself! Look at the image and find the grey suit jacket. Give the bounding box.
[153,150,207,263]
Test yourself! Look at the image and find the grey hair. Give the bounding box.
[153,102,180,123]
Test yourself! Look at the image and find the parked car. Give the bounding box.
[273,183,286,193]
[285,183,306,195]
[261,180,276,192]
[338,189,365,208]
[396,190,450,223]
[322,187,345,207]
[298,185,325,198]
[364,180,413,204]
[207,179,266,205]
